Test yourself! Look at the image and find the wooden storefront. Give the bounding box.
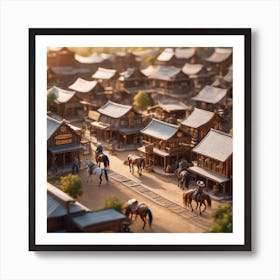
[47,86,83,119]
[90,101,144,150]
[47,116,83,172]
[117,68,148,91]
[92,67,119,90]
[182,62,216,90]
[138,118,191,173]
[203,47,232,76]
[180,108,222,148]
[68,77,107,109]
[142,65,191,95]
[188,129,233,195]
[147,100,187,124]
[192,85,228,117]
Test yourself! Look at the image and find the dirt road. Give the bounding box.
[77,145,224,233]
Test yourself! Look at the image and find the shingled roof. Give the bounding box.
[158,100,188,112]
[205,48,232,63]
[175,48,196,59]
[141,65,186,81]
[140,118,179,140]
[98,101,132,118]
[181,108,215,128]
[47,86,75,103]
[47,116,62,140]
[92,67,117,80]
[68,78,98,93]
[75,53,105,64]
[157,48,196,62]
[192,129,233,162]
[192,85,227,104]
[182,63,205,75]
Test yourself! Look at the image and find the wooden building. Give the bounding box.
[92,67,119,90]
[68,77,107,110]
[182,62,216,90]
[47,66,91,89]
[74,52,114,73]
[90,101,144,150]
[211,65,233,98]
[48,183,128,233]
[118,68,148,90]
[204,48,232,76]
[47,116,83,172]
[188,129,233,195]
[72,209,128,233]
[47,86,83,119]
[180,108,222,148]
[138,118,190,173]
[47,47,77,67]
[47,182,88,232]
[192,85,228,116]
[114,52,140,72]
[142,65,191,95]
[155,48,197,67]
[147,100,188,124]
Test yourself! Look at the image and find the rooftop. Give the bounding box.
[47,86,75,103]
[181,108,215,128]
[47,116,62,140]
[205,48,232,63]
[192,129,233,162]
[192,85,228,104]
[92,67,117,80]
[140,118,179,140]
[68,78,98,93]
[98,101,132,118]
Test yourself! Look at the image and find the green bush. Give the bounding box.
[208,203,232,233]
[133,90,152,111]
[100,196,123,213]
[59,174,82,199]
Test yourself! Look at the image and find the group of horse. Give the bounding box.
[79,146,212,230]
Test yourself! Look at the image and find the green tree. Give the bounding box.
[59,174,82,199]
[133,90,152,111]
[47,91,57,111]
[99,196,123,213]
[208,203,232,233]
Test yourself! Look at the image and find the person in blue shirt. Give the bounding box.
[96,143,103,153]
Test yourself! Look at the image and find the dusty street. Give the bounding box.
[75,144,225,233]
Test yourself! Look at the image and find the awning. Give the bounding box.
[48,143,83,154]
[90,121,111,130]
[137,146,170,157]
[188,166,229,184]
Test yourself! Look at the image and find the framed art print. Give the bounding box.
[29,28,251,251]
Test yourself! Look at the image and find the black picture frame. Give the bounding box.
[29,28,251,251]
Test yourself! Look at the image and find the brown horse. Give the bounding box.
[96,152,110,168]
[123,201,153,230]
[127,154,145,176]
[183,189,212,215]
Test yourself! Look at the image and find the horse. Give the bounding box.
[182,189,212,215]
[177,169,191,189]
[96,153,110,168]
[127,154,145,176]
[123,200,153,230]
[84,159,108,186]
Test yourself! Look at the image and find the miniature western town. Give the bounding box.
[47,47,233,233]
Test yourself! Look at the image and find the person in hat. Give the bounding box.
[193,180,205,201]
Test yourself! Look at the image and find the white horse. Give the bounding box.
[85,159,108,186]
